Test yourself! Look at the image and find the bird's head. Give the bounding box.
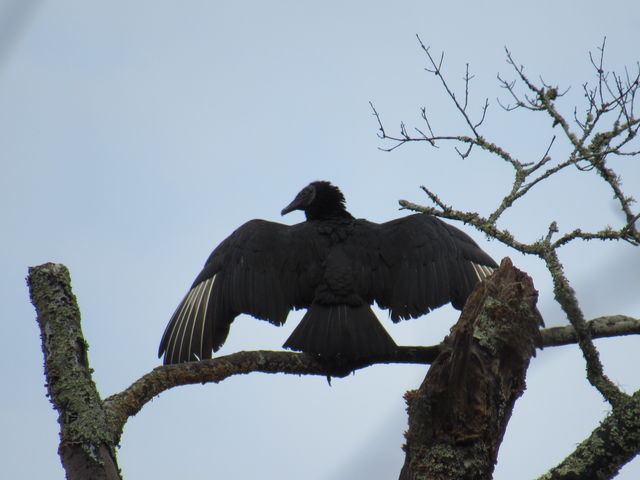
[281,181,351,220]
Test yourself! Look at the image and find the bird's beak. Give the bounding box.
[281,201,298,216]
[281,186,314,216]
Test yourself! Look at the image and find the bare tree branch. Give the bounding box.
[103,346,445,434]
[540,315,640,347]
[536,390,640,480]
[541,248,628,406]
[416,35,489,138]
[104,312,640,435]
[376,39,639,411]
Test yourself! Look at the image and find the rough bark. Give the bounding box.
[540,315,640,347]
[27,263,122,480]
[537,390,640,480]
[399,258,541,480]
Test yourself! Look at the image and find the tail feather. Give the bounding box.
[283,303,397,359]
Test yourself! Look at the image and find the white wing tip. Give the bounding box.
[471,262,496,281]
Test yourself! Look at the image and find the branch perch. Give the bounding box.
[28,262,640,478]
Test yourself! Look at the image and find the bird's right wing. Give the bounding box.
[158,219,326,364]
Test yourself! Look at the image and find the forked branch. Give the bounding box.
[373,40,640,408]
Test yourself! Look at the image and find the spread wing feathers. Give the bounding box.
[349,214,498,322]
[158,219,325,364]
[159,276,216,364]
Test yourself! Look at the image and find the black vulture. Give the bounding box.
[158,181,498,364]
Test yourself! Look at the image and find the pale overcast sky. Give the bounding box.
[2,1,639,479]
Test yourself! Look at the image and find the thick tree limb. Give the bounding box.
[540,315,640,347]
[103,346,440,434]
[27,263,122,480]
[537,390,640,480]
[104,315,640,432]
[399,258,542,480]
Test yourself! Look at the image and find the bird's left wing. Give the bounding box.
[347,214,497,322]
[158,219,325,364]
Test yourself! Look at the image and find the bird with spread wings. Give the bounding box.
[158,181,497,364]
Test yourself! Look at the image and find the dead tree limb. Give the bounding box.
[537,390,640,480]
[27,261,640,478]
[400,258,541,480]
[27,263,122,480]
